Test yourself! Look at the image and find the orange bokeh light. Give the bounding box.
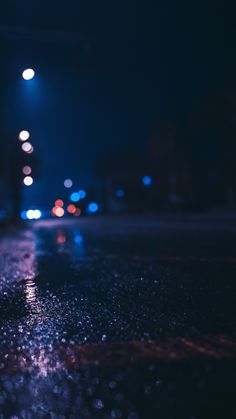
[67,204,76,214]
[55,207,64,217]
[55,199,64,207]
[52,206,64,217]
[52,207,56,216]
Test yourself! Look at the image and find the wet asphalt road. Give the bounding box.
[0,214,236,418]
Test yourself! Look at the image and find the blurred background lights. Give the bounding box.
[22,166,32,175]
[78,189,86,199]
[116,189,125,198]
[25,209,42,220]
[67,204,76,214]
[142,175,152,186]
[88,202,99,213]
[21,142,33,153]
[34,209,42,219]
[20,210,27,220]
[26,145,34,154]
[22,68,35,80]
[55,199,64,207]
[55,207,64,217]
[64,179,73,188]
[23,176,33,186]
[52,207,57,216]
[70,192,80,202]
[18,130,30,141]
[57,233,66,244]
[74,234,83,244]
[26,209,35,219]
[74,208,81,217]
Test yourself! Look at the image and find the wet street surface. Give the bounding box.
[0,214,236,418]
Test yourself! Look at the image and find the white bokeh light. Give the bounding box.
[18,130,30,141]
[23,176,33,186]
[33,210,42,219]
[64,179,73,188]
[22,142,33,153]
[22,68,35,80]
[26,210,35,219]
[25,209,41,220]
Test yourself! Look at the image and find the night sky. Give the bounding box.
[1,1,235,209]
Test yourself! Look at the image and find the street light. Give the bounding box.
[22,68,35,80]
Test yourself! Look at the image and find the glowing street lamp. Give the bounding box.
[22,68,35,80]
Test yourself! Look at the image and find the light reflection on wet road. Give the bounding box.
[0,215,236,418]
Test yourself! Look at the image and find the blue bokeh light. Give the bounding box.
[74,234,83,245]
[78,189,86,199]
[88,202,99,213]
[70,192,80,202]
[116,189,125,198]
[21,210,27,220]
[142,175,152,186]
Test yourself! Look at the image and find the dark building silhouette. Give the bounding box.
[98,82,236,213]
